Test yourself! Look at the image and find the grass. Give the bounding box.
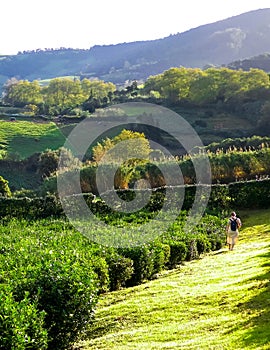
[79,209,270,349]
[0,118,66,159]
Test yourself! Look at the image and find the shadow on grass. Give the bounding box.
[235,248,270,348]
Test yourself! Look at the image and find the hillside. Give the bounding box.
[226,53,270,71]
[0,117,65,159]
[80,209,270,350]
[0,9,270,85]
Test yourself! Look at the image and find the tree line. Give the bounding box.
[2,67,270,118]
[143,66,270,105]
[2,77,116,116]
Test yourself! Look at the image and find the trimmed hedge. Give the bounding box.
[1,179,269,348]
[229,179,270,209]
[2,179,270,220]
[0,287,48,350]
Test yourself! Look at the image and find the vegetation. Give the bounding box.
[1,66,270,145]
[92,129,151,164]
[2,77,116,116]
[227,52,270,72]
[40,140,270,197]
[1,34,270,349]
[143,66,270,105]
[0,175,11,197]
[0,118,65,159]
[0,220,102,349]
[0,210,225,349]
[80,209,270,350]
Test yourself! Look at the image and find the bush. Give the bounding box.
[13,260,99,350]
[88,254,110,293]
[196,234,212,255]
[208,234,224,250]
[0,176,11,197]
[0,287,48,350]
[106,251,134,290]
[229,179,270,209]
[119,245,155,286]
[165,240,187,268]
[185,238,199,261]
[150,242,171,274]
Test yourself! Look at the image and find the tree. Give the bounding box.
[0,176,11,197]
[257,101,270,134]
[92,129,151,162]
[81,79,116,101]
[43,78,85,115]
[38,147,80,178]
[3,79,43,107]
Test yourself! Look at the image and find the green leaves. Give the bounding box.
[0,176,11,197]
[0,287,48,350]
[0,220,101,349]
[144,67,270,105]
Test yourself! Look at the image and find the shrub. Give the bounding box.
[88,254,110,293]
[13,260,99,350]
[208,234,224,250]
[0,287,48,350]
[165,240,187,268]
[106,251,134,290]
[0,176,11,197]
[186,238,199,261]
[119,245,155,286]
[196,234,212,255]
[229,179,270,209]
[150,242,171,274]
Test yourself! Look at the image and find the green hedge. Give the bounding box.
[0,220,102,350]
[1,179,270,347]
[229,179,270,208]
[2,180,270,220]
[0,287,48,350]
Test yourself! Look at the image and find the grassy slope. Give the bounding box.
[80,209,270,350]
[0,118,66,159]
[0,118,67,190]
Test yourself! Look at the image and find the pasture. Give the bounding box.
[0,118,66,159]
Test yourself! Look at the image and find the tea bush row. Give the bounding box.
[0,211,225,349]
[1,179,270,221]
[0,211,226,349]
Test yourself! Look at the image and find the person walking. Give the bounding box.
[226,211,241,251]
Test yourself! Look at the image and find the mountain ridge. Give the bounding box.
[1,8,270,85]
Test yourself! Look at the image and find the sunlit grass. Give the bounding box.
[0,119,65,158]
[79,209,270,350]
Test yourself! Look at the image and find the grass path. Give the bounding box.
[80,210,270,349]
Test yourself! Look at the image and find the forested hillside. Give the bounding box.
[0,9,270,85]
[2,67,269,148]
[227,53,270,72]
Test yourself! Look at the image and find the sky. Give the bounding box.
[1,0,270,55]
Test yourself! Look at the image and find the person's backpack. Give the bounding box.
[230,218,238,231]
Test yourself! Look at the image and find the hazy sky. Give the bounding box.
[1,0,270,55]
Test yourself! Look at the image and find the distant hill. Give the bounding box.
[1,8,270,85]
[226,53,270,71]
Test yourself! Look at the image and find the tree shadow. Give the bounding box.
[232,248,270,348]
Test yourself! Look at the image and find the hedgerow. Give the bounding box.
[1,179,269,347]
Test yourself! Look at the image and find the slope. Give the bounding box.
[0,118,66,159]
[80,209,270,350]
[1,9,270,84]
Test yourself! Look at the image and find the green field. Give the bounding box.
[0,118,66,159]
[80,209,270,350]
